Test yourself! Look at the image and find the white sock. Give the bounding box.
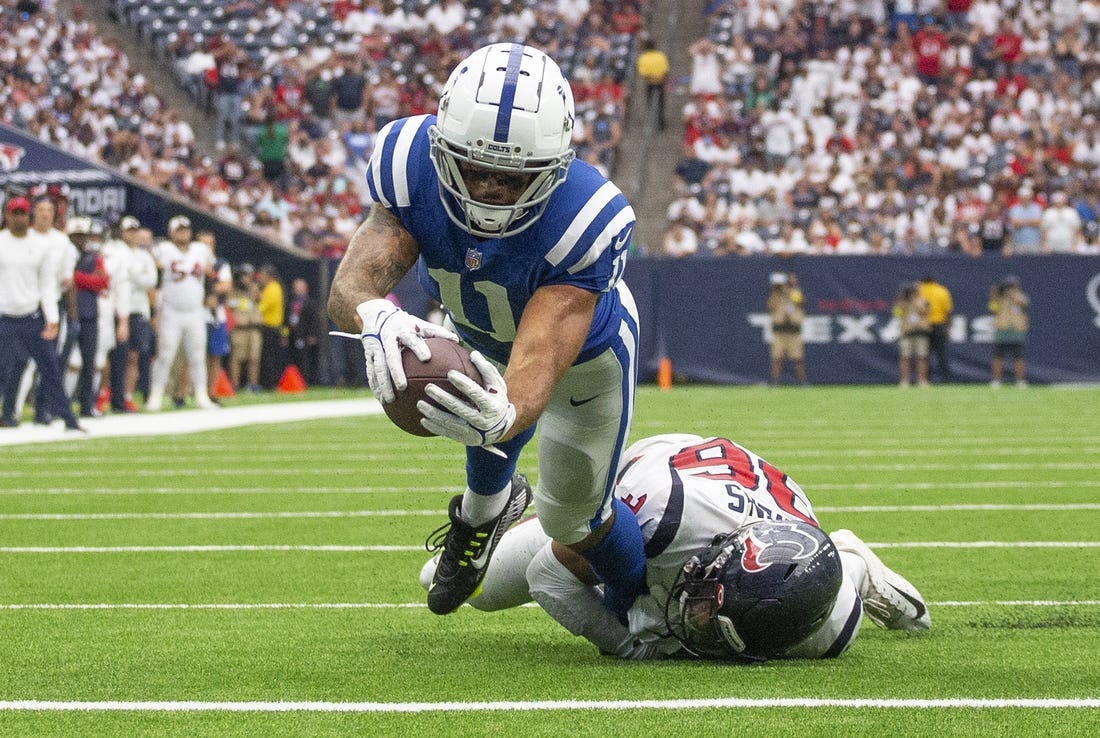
[839,550,869,599]
[460,480,511,526]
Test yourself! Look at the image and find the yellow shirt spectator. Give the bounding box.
[258,275,284,328]
[636,47,669,85]
[918,278,952,326]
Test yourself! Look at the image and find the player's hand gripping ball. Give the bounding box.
[383,337,482,436]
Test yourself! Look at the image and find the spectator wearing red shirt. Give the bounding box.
[913,19,949,84]
[991,18,1024,72]
[944,0,973,32]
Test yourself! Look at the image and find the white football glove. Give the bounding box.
[355,299,458,404]
[418,351,516,448]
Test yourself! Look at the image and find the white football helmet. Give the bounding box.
[429,43,576,238]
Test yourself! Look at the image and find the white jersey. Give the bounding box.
[126,246,159,318]
[153,240,213,312]
[614,433,819,644]
[35,227,77,291]
[0,229,59,323]
[99,239,133,319]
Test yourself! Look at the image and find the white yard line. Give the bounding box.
[0,698,1096,713]
[0,542,1098,553]
[4,482,1098,496]
[2,504,1099,520]
[0,600,1096,612]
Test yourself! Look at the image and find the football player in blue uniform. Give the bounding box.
[420,434,931,661]
[328,43,647,617]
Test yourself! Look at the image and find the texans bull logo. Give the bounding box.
[0,143,26,171]
[740,522,821,573]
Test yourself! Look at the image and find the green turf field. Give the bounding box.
[1,385,1098,736]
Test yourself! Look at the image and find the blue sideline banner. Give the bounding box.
[0,122,128,219]
[626,255,1100,385]
[1,122,317,287]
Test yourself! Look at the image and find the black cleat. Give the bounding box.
[425,473,533,615]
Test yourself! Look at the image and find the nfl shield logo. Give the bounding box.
[464,248,483,270]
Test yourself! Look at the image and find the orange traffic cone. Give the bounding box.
[213,367,236,399]
[277,364,307,394]
[657,356,673,391]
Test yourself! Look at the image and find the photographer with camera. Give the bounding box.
[989,276,1030,388]
[893,281,931,388]
[767,272,807,385]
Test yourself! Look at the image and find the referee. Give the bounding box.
[0,195,84,431]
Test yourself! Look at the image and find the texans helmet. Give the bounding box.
[665,520,842,661]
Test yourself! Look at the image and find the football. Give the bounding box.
[383,337,482,436]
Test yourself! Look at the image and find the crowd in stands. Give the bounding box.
[9,1,1100,262]
[663,0,1100,257]
[0,0,640,258]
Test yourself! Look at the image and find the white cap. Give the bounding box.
[66,216,92,235]
[168,215,192,232]
[119,215,141,230]
[769,272,788,285]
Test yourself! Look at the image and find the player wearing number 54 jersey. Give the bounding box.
[329,43,645,619]
[145,215,217,412]
[422,434,931,661]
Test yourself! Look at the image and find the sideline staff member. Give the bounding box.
[0,196,83,431]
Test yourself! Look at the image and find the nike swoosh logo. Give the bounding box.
[569,394,600,407]
[889,583,927,620]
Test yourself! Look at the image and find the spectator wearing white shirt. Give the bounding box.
[663,217,699,258]
[1042,190,1083,252]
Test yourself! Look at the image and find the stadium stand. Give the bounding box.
[97,0,643,254]
[665,0,1100,257]
[2,0,641,256]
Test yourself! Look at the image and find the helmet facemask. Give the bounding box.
[665,522,842,662]
[429,128,573,238]
[665,538,757,661]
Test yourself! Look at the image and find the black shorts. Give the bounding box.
[992,342,1024,360]
[128,314,154,354]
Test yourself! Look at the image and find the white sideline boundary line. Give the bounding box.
[0,511,444,520]
[0,600,1097,612]
[0,698,1097,713]
[0,399,382,446]
[2,542,1098,553]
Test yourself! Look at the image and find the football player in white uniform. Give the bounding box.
[109,217,159,411]
[146,215,216,411]
[421,433,931,661]
[330,44,645,618]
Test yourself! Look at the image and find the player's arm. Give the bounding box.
[328,205,457,403]
[327,204,420,333]
[503,283,597,438]
[418,283,596,448]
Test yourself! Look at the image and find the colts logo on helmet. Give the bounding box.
[740,522,820,573]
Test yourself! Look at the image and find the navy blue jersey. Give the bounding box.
[364,114,635,365]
